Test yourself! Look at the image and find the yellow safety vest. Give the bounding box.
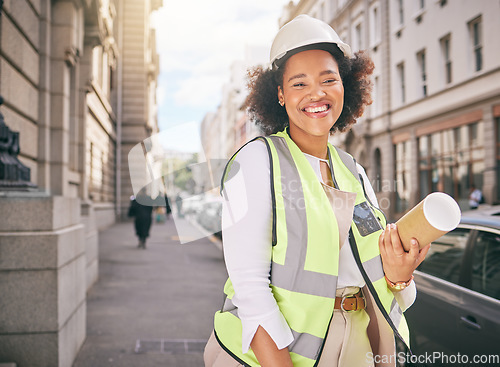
[214,130,409,367]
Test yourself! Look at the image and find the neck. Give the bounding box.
[288,126,329,159]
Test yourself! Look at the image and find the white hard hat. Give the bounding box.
[270,14,352,69]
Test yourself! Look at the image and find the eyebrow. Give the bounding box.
[287,70,339,82]
[288,73,306,82]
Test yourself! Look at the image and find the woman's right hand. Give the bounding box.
[250,326,294,367]
[379,223,430,284]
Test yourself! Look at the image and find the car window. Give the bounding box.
[417,227,471,284]
[471,230,500,301]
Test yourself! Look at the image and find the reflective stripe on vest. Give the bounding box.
[268,134,339,298]
[215,130,409,367]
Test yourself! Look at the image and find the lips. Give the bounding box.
[302,102,331,118]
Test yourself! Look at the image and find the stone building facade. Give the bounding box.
[0,0,161,365]
[200,47,267,167]
[280,0,500,219]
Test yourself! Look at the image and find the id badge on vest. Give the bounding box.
[352,202,383,236]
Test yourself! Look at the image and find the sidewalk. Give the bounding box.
[72,216,228,367]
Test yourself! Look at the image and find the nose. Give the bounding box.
[309,84,326,101]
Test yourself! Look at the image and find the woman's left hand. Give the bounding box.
[379,223,431,284]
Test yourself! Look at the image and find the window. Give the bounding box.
[471,231,500,300]
[469,16,483,72]
[414,0,425,23]
[397,0,404,25]
[374,148,382,192]
[353,21,363,51]
[397,62,405,104]
[109,65,114,91]
[92,46,103,86]
[69,65,77,172]
[88,142,94,192]
[417,50,427,97]
[340,30,348,47]
[370,4,381,47]
[102,51,109,95]
[394,141,411,212]
[418,122,484,205]
[418,227,471,284]
[470,122,485,190]
[372,76,380,117]
[440,34,452,84]
[418,135,432,198]
[93,146,103,192]
[330,0,336,13]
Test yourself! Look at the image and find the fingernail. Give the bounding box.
[411,239,418,246]
[391,223,396,230]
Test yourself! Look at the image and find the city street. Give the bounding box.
[3,1,500,366]
[72,217,227,367]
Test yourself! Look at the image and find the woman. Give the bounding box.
[205,15,430,367]
[128,194,153,249]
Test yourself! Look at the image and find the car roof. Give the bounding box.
[460,205,500,230]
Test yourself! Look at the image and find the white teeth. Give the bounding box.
[305,105,329,113]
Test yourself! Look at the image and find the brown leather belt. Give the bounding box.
[334,290,366,312]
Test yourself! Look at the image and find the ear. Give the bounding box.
[277,86,284,105]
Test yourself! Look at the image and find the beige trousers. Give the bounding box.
[204,331,242,367]
[204,287,374,367]
[317,287,374,367]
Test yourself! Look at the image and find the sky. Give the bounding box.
[151,0,293,153]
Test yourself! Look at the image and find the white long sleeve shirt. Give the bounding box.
[221,139,416,354]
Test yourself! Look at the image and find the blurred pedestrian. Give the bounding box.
[128,194,153,249]
[469,185,483,209]
[165,194,172,220]
[175,193,183,218]
[205,15,430,367]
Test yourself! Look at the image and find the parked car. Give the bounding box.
[181,194,206,215]
[401,206,500,366]
[196,197,222,237]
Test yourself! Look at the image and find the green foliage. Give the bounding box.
[162,153,198,194]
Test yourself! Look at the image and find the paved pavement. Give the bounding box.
[72,216,228,367]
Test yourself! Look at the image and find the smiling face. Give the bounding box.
[278,49,344,151]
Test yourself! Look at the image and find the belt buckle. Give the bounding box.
[340,295,356,313]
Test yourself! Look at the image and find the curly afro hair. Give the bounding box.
[245,46,375,136]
